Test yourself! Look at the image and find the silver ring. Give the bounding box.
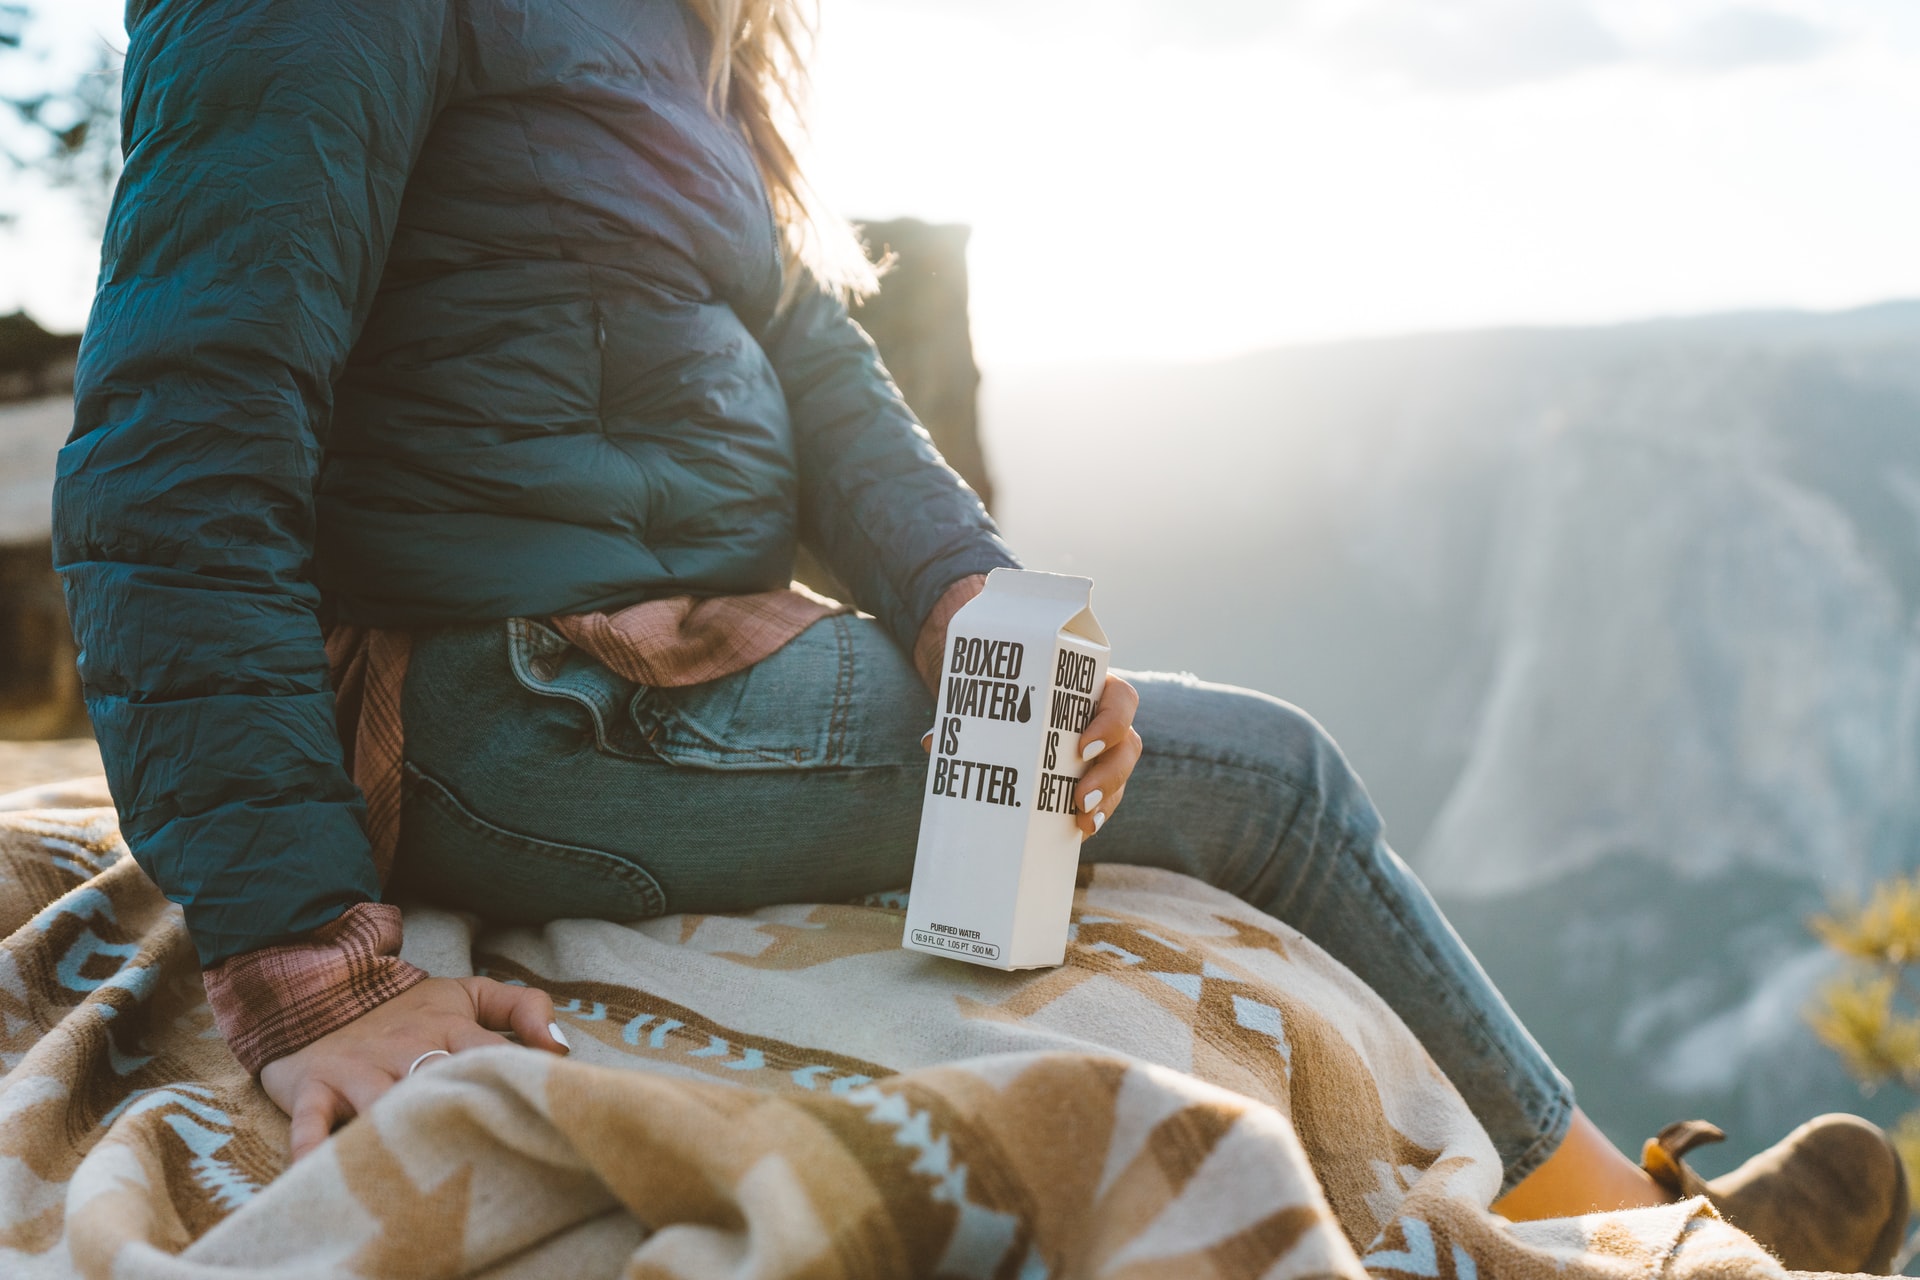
[407,1049,453,1077]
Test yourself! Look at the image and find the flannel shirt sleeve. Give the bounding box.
[201,902,426,1076]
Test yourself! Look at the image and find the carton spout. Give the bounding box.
[975,571,1113,652]
[983,568,1107,644]
[984,567,1092,605]
[1064,604,1108,647]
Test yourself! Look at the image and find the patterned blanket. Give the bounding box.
[0,778,1796,1278]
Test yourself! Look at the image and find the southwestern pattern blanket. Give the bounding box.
[0,778,1800,1278]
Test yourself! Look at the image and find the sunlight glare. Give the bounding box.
[812,0,1920,367]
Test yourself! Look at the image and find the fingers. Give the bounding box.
[1074,676,1141,836]
[445,1022,514,1055]
[464,978,570,1055]
[289,1081,350,1163]
[270,977,569,1165]
[336,1062,400,1122]
[919,725,934,754]
[1076,676,1139,765]
[1076,778,1129,836]
[1075,729,1141,835]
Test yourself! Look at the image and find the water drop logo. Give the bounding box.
[1017,687,1032,723]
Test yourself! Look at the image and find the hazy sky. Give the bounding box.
[5,0,1919,366]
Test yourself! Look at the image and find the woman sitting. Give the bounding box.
[52,0,1905,1268]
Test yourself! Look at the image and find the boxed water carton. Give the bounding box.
[903,568,1110,969]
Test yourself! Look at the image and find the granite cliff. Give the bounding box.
[987,301,1920,1167]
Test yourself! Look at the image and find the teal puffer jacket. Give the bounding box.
[52,0,1017,965]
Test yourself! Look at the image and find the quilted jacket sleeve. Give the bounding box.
[760,278,1021,653]
[53,0,453,967]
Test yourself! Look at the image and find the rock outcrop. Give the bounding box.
[0,312,78,405]
[853,219,992,511]
[0,395,83,739]
[1,312,85,740]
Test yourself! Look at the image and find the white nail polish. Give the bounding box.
[1081,740,1107,763]
[1092,811,1107,832]
[549,1022,572,1051]
[1082,789,1103,813]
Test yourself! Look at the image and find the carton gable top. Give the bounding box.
[979,568,1108,647]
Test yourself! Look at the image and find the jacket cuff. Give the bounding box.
[203,901,428,1076]
[912,573,990,691]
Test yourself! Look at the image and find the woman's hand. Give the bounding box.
[919,672,1142,837]
[913,572,1141,836]
[259,976,570,1161]
[1072,674,1141,836]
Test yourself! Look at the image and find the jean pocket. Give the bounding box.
[505,618,654,759]
[397,762,667,922]
[628,613,857,769]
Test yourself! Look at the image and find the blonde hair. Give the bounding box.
[685,0,880,303]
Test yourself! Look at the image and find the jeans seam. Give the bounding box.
[1138,746,1327,798]
[647,733,814,765]
[1338,826,1576,1185]
[1340,833,1508,1062]
[1132,745,1368,933]
[1249,779,1316,919]
[827,614,855,766]
[505,618,648,758]
[1498,1087,1576,1193]
[1140,745,1572,1183]
[642,639,833,766]
[642,686,815,765]
[401,761,668,917]
[1140,746,1375,845]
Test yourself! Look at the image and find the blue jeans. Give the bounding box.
[396,614,1576,1190]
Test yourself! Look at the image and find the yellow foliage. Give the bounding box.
[1807,973,1920,1091]
[1812,873,1920,966]
[1809,874,1920,1258]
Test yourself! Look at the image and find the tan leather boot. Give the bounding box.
[1642,1114,1910,1273]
